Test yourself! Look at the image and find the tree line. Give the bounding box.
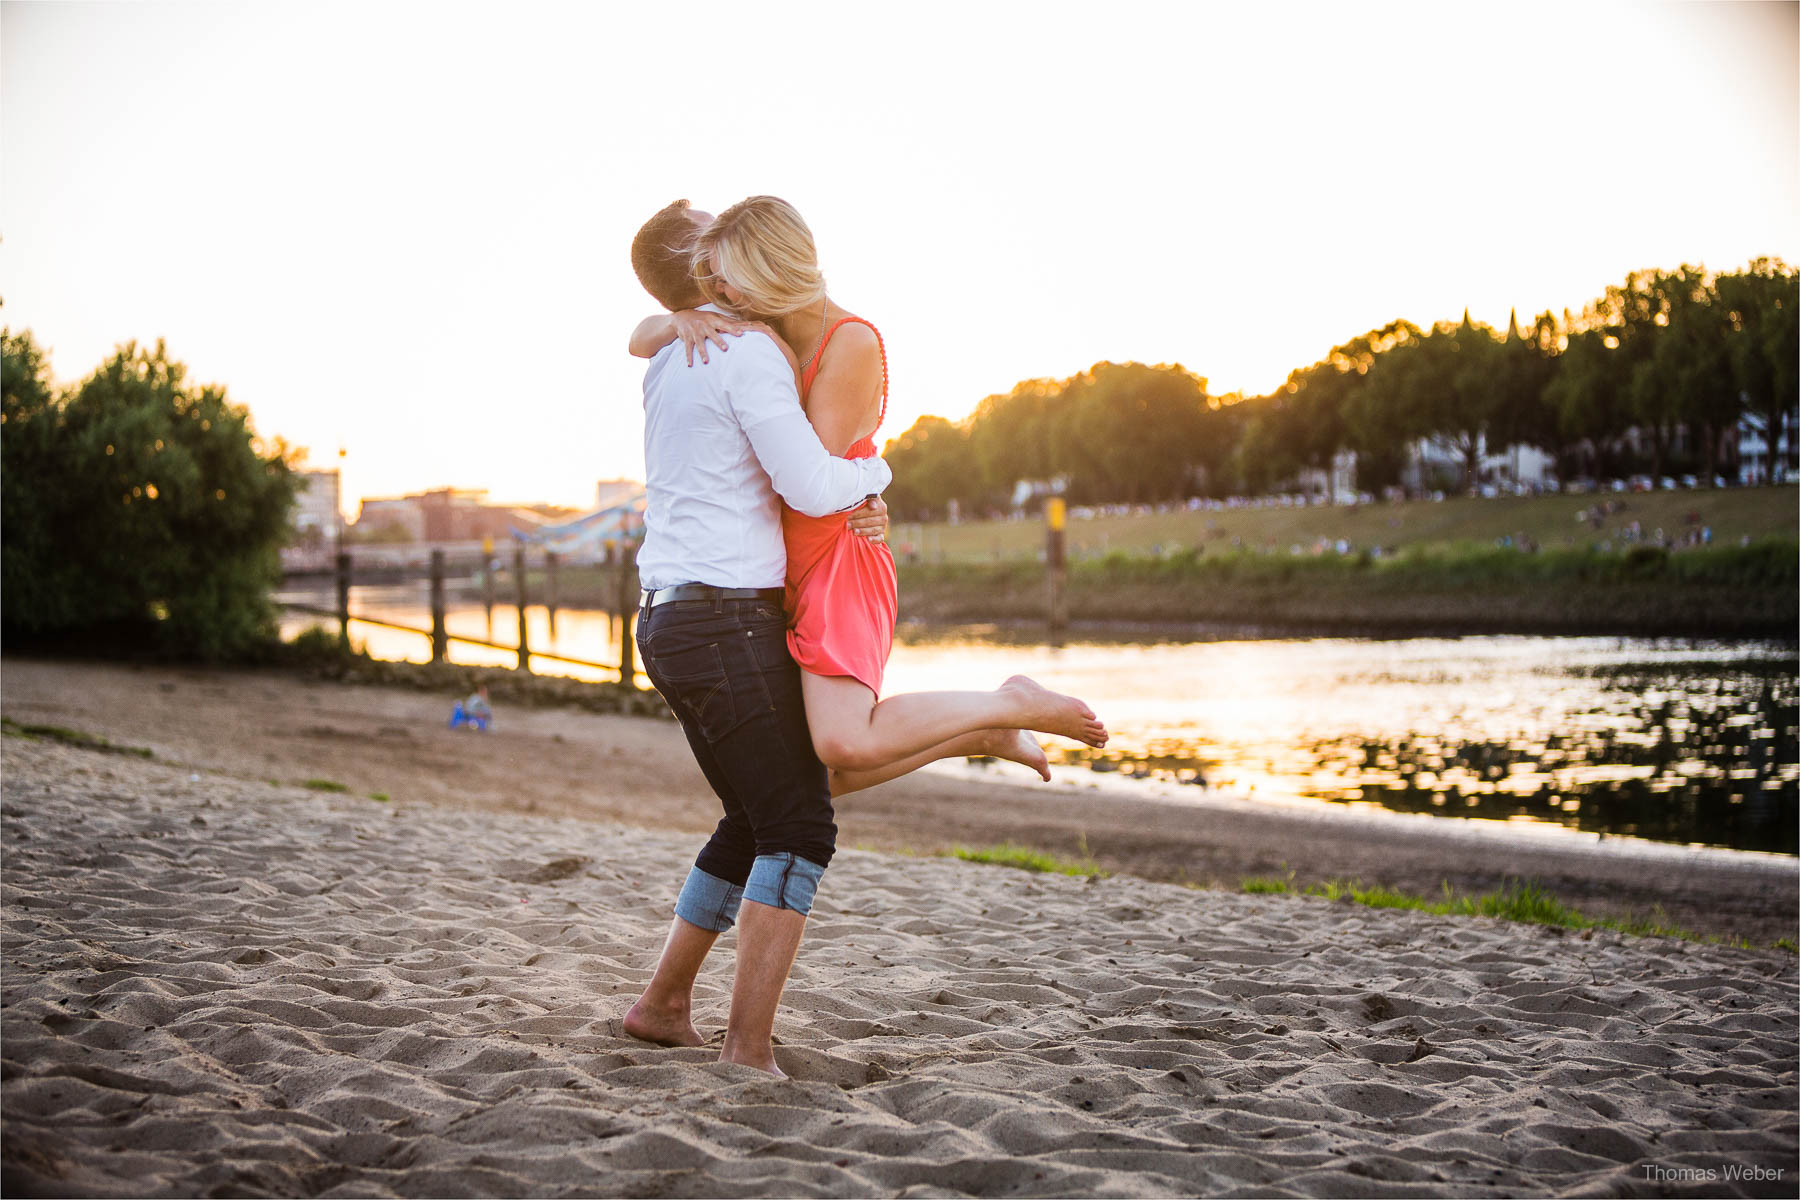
[881,260,1796,520]
[2,329,298,658]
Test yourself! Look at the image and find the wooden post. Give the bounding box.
[1045,497,1067,647]
[617,545,638,688]
[513,545,531,674]
[545,550,559,640]
[334,551,352,649]
[601,542,616,645]
[429,549,447,664]
[481,535,496,637]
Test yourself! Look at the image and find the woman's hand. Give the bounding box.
[671,309,755,366]
[628,310,759,362]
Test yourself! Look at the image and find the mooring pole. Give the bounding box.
[513,545,531,674]
[481,535,496,637]
[1046,497,1067,647]
[429,549,447,665]
[545,550,560,640]
[335,551,352,650]
[618,544,639,688]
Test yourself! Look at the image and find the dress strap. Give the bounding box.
[800,316,888,437]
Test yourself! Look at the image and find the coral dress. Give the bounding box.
[783,316,899,695]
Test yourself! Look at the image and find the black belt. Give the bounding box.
[640,584,784,609]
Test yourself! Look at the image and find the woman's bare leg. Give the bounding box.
[829,727,1050,797]
[800,672,1104,776]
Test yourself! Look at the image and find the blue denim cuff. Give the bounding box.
[743,852,826,916]
[674,866,744,932]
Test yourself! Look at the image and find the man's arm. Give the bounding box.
[728,334,892,518]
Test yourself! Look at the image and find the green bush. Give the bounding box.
[2,330,298,659]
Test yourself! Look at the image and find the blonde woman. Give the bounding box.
[629,196,1106,796]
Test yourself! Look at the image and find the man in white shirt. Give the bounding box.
[621,200,891,1075]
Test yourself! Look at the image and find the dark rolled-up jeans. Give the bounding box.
[636,595,835,925]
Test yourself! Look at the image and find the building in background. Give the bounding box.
[349,488,581,544]
[290,470,341,547]
[594,477,641,511]
[352,495,428,542]
[413,488,509,542]
[1737,407,1799,485]
[1399,437,1557,496]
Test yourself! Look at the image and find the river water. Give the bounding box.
[281,589,1798,856]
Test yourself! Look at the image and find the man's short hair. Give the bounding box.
[631,199,706,311]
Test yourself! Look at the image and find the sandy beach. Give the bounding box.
[1,658,1794,946]
[3,659,1798,1197]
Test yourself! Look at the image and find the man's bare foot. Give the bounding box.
[623,997,703,1048]
[718,1044,785,1077]
[975,728,1052,781]
[1000,675,1108,747]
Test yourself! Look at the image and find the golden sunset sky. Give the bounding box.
[4,0,1795,514]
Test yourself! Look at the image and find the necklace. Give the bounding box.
[798,299,831,372]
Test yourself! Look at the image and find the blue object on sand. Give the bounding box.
[448,702,490,732]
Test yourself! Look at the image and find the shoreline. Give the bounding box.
[965,756,1799,871]
[4,655,1795,946]
[901,617,1800,647]
[890,559,1800,640]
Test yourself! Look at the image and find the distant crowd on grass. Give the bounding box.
[981,471,1769,527]
[880,260,1797,521]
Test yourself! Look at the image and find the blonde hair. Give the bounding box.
[691,195,826,319]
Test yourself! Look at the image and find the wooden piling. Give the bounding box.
[481,536,496,636]
[545,551,559,639]
[335,552,352,649]
[429,549,447,664]
[513,545,531,674]
[1046,497,1067,646]
[618,546,638,688]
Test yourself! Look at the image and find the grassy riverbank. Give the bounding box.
[895,540,1799,636]
[896,483,1800,563]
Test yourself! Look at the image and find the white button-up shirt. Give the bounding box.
[636,317,892,591]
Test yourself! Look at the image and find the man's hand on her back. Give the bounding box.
[848,495,888,543]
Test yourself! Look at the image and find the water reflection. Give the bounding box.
[1050,663,1797,854]
[885,633,1798,856]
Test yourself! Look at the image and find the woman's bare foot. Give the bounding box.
[1000,675,1108,747]
[623,998,704,1048]
[974,728,1052,781]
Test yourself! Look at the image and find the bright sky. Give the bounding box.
[5,0,1795,514]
